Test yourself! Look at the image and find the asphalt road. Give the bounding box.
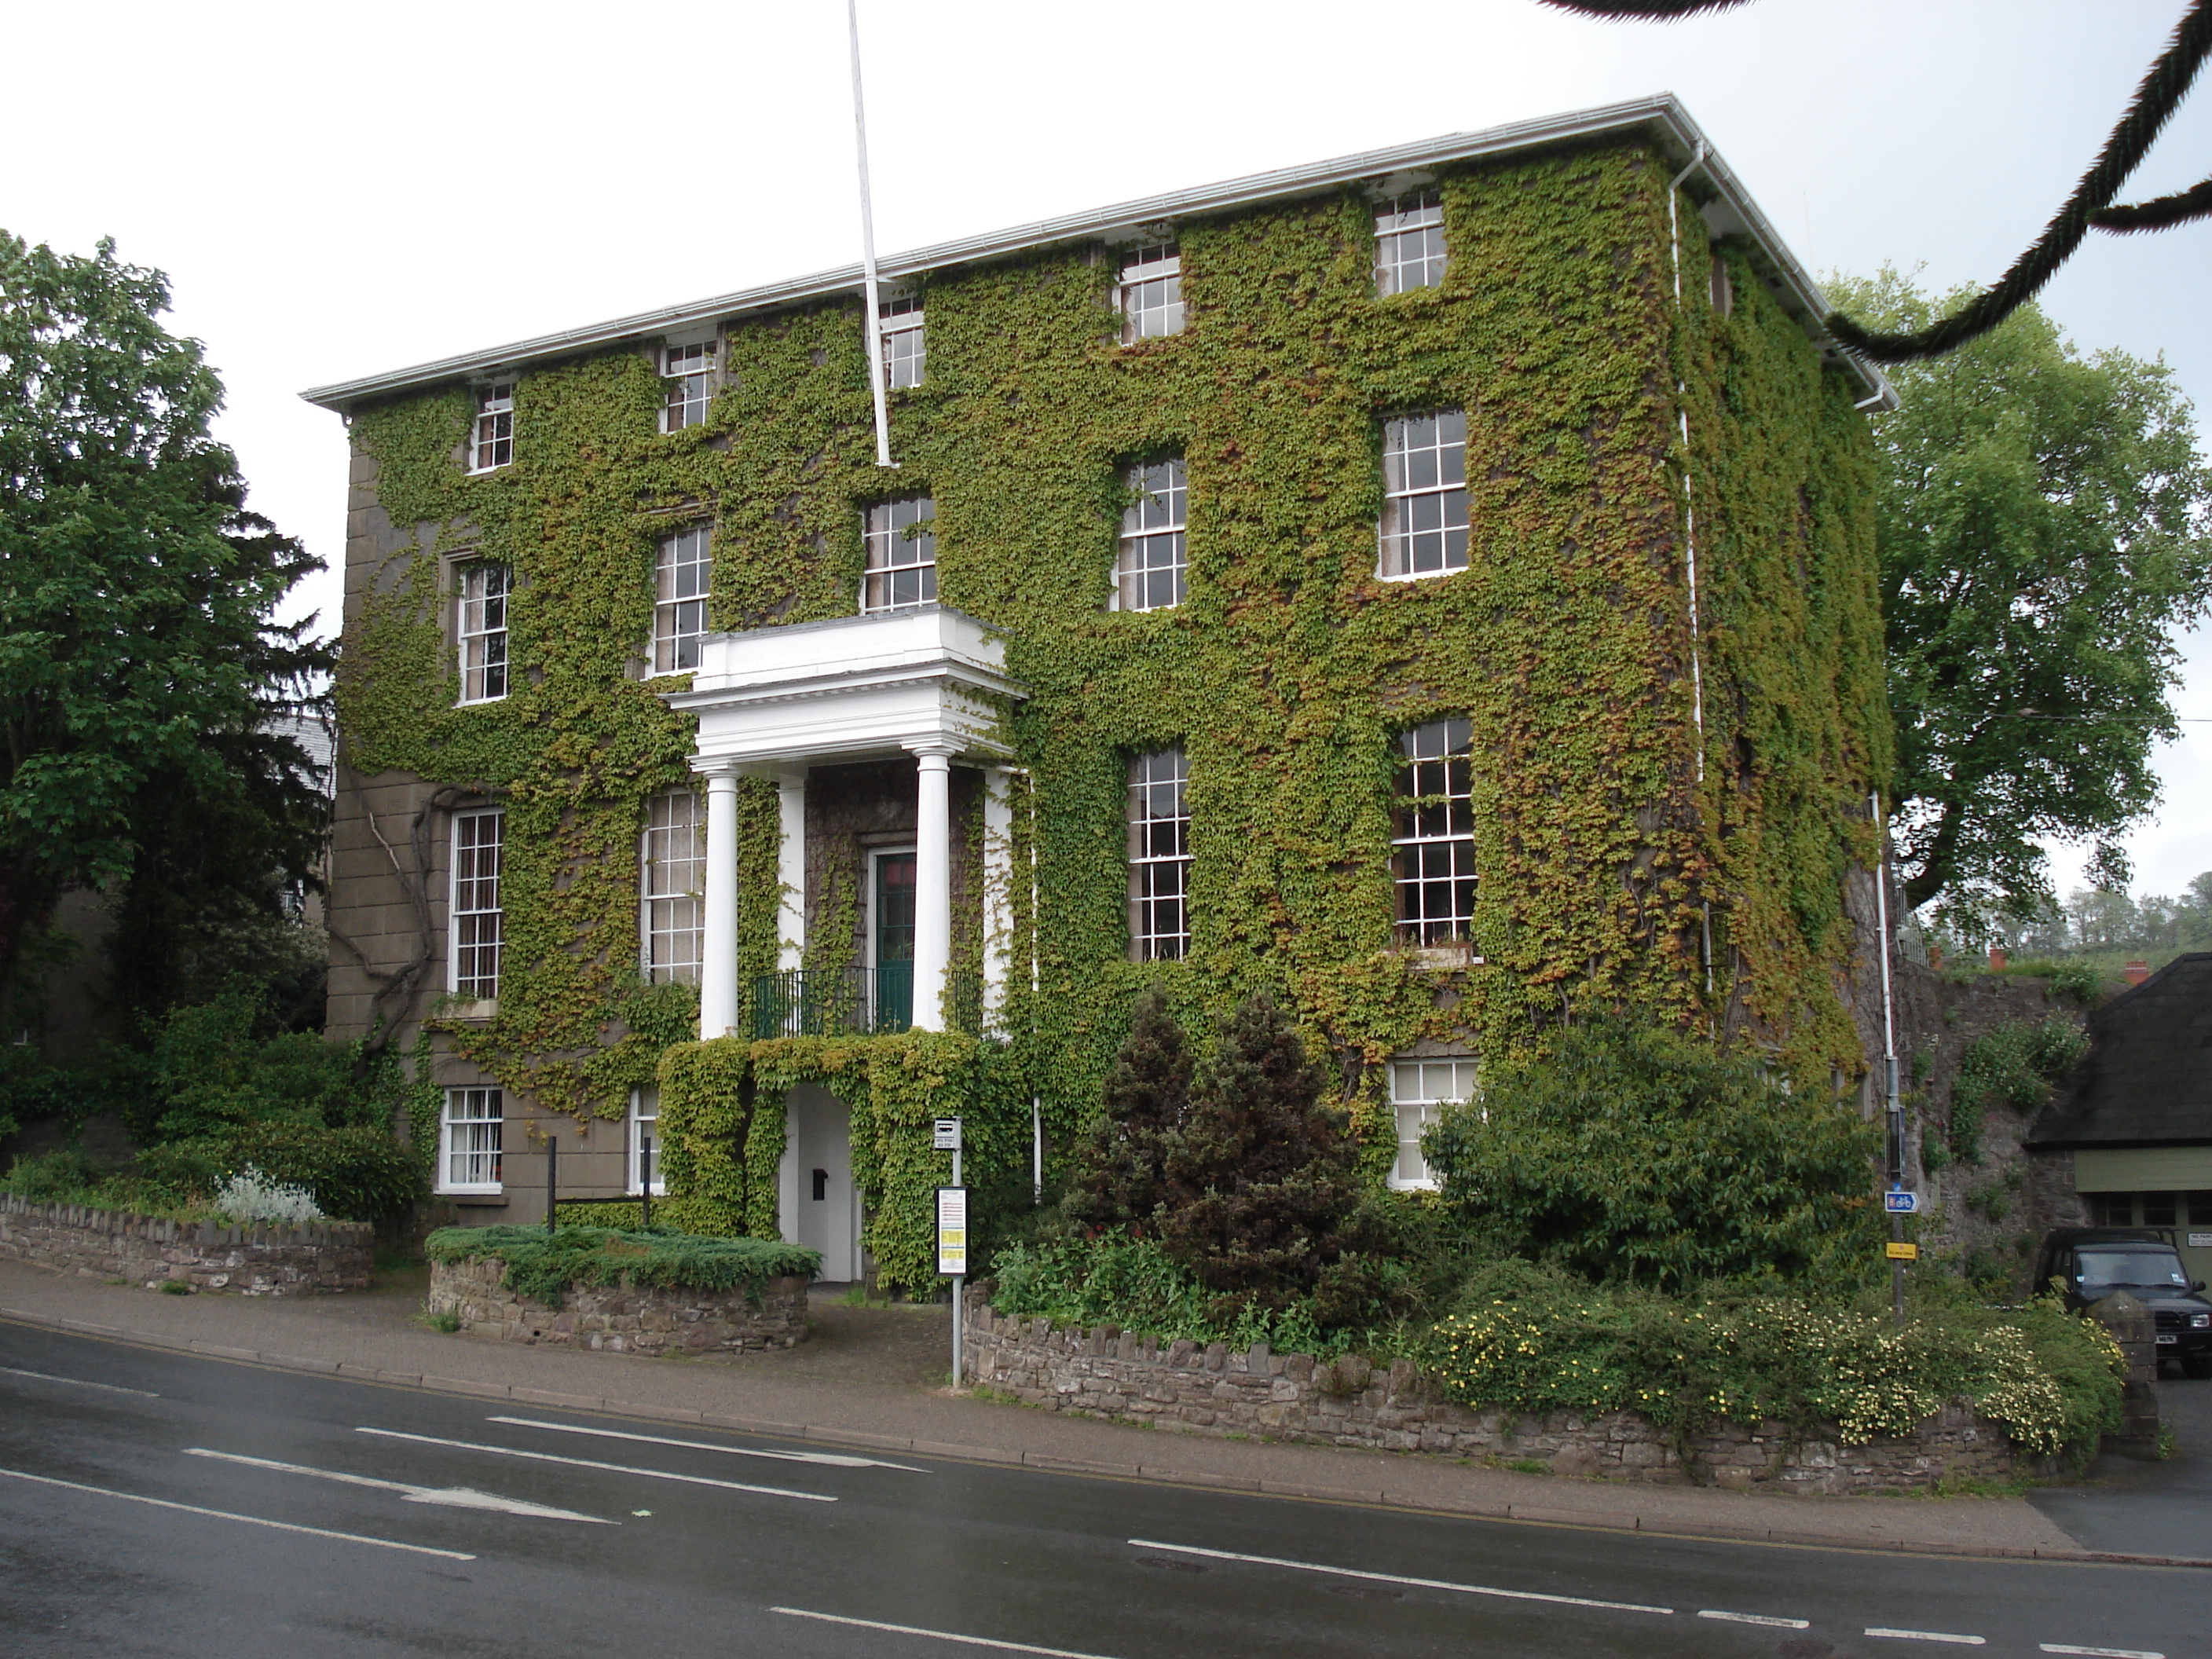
[2030,1372,2212,1561]
[0,1321,2202,1659]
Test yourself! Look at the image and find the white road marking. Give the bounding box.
[1125,1538,1673,1616]
[182,1448,610,1522]
[487,1415,926,1471]
[1866,1630,1987,1646]
[1700,1610,1811,1628]
[773,1607,1124,1658]
[2040,1646,2166,1658]
[356,1426,835,1502]
[0,1466,474,1559]
[0,1364,158,1397]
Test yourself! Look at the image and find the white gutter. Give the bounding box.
[300,93,1893,412]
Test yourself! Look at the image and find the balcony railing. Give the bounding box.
[749,965,984,1039]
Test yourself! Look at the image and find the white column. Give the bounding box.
[980,767,1014,1035]
[776,769,808,972]
[908,742,954,1032]
[698,764,742,1040]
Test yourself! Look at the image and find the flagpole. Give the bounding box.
[848,0,895,468]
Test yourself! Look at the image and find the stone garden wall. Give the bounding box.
[429,1256,808,1355]
[965,1302,2016,1494]
[0,1195,372,1295]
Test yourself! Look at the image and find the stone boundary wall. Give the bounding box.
[430,1256,808,1355]
[0,1195,372,1296]
[965,1302,2015,1494]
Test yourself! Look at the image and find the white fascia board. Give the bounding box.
[301,93,1889,412]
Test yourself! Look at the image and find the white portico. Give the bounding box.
[660,605,1022,1042]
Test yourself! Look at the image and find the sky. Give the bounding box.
[8,0,2210,902]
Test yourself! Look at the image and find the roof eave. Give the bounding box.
[299,93,1892,412]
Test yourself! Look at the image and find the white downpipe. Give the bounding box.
[847,0,895,469]
[1666,142,1708,786]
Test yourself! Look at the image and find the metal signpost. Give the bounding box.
[639,1133,653,1229]
[545,1132,558,1233]
[935,1119,965,1386]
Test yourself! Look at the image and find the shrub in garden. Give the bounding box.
[137,1122,421,1224]
[1158,994,1394,1324]
[1946,1016,2089,1164]
[1423,1014,1881,1288]
[213,1165,326,1226]
[424,1225,820,1306]
[1064,989,1191,1238]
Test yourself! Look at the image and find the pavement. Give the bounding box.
[0,1256,2190,1566]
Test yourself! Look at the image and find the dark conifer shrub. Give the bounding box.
[1064,990,1192,1237]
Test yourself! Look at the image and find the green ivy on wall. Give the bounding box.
[335,136,1887,1265]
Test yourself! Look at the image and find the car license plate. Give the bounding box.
[2156,1334,2177,1344]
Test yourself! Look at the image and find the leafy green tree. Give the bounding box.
[1423,1016,1881,1288]
[0,233,330,1022]
[1064,989,1192,1237]
[1829,271,2212,932]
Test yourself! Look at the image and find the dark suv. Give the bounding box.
[2035,1228,2212,1379]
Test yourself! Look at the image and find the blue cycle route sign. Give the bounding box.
[1884,1188,1918,1214]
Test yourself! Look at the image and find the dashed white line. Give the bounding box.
[1700,1610,1811,1628]
[0,1364,158,1397]
[355,1426,836,1502]
[486,1415,925,1471]
[1125,1539,1672,1615]
[2040,1646,2166,1658]
[773,1608,1123,1658]
[182,1448,611,1522]
[1866,1630,1987,1646]
[0,1466,474,1559]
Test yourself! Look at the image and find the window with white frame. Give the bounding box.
[451,809,504,1000]
[879,293,925,389]
[440,1086,504,1192]
[1116,458,1187,611]
[641,789,704,985]
[1374,187,1446,296]
[652,526,711,672]
[470,383,515,471]
[661,341,715,431]
[1392,718,1474,944]
[457,562,511,703]
[1388,1057,1474,1189]
[1118,242,1182,342]
[1127,746,1191,961]
[1379,411,1469,578]
[629,1086,665,1196]
[862,497,937,613]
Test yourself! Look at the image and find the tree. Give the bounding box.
[1158,994,1381,1319]
[1064,989,1192,1237]
[0,233,330,1021]
[1828,270,2212,932]
[1423,1016,1880,1288]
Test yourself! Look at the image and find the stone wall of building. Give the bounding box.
[429,1255,808,1355]
[965,1303,2016,1494]
[0,1196,372,1295]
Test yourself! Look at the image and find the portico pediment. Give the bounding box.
[661,605,1023,768]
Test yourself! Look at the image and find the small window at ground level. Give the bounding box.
[1379,411,1468,578]
[1709,252,1734,318]
[1375,189,1445,296]
[630,1086,664,1196]
[440,1087,503,1192]
[862,497,937,612]
[470,383,514,472]
[1389,1058,1476,1191]
[2144,1191,2179,1227]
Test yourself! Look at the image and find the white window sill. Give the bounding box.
[1401,944,1481,970]
[445,998,499,1022]
[438,1188,505,1199]
[456,694,509,708]
[1386,1176,1440,1193]
[463,465,511,478]
[1375,564,1467,584]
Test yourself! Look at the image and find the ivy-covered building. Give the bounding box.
[307,95,1894,1287]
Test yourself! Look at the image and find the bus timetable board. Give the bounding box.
[936,1186,968,1276]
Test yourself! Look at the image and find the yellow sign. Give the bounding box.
[1885,1241,1918,1261]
